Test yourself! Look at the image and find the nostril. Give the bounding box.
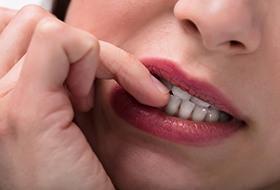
[184,22,247,52]
[213,40,248,54]
[189,20,199,31]
[184,20,199,33]
[229,40,246,49]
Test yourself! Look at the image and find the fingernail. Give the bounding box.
[151,75,170,94]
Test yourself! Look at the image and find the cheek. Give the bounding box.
[258,26,280,116]
[65,1,148,43]
[65,0,170,45]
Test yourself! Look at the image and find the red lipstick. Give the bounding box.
[110,58,245,146]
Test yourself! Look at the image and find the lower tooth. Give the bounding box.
[178,100,195,119]
[192,106,208,122]
[165,95,181,116]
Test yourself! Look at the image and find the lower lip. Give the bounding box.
[111,85,244,146]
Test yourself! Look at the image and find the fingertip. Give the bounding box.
[152,92,170,108]
[139,75,170,107]
[151,75,170,95]
[134,87,170,108]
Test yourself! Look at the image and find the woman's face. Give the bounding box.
[66,0,280,189]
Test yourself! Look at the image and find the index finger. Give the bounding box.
[97,41,170,107]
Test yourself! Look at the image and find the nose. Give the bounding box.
[174,0,266,55]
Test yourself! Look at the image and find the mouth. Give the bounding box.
[159,77,234,123]
[110,58,246,146]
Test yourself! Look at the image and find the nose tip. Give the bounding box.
[174,0,264,55]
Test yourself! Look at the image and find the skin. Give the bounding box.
[0,0,280,189]
[0,4,168,190]
[67,0,280,189]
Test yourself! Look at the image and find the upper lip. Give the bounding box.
[140,57,244,121]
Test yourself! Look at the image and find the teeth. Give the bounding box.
[172,86,192,100]
[192,106,208,122]
[165,95,181,116]
[161,78,233,123]
[178,100,195,119]
[190,96,210,107]
[205,108,220,122]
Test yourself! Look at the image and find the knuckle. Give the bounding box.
[35,18,64,39]
[84,34,100,55]
[16,5,54,27]
[80,32,100,57]
[18,4,47,19]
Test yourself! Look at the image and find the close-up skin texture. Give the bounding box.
[66,0,280,189]
[1,0,280,189]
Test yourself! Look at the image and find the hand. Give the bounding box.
[0,5,168,189]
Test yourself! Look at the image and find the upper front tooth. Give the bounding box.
[165,95,181,116]
[178,100,195,119]
[172,86,192,100]
[191,97,211,108]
